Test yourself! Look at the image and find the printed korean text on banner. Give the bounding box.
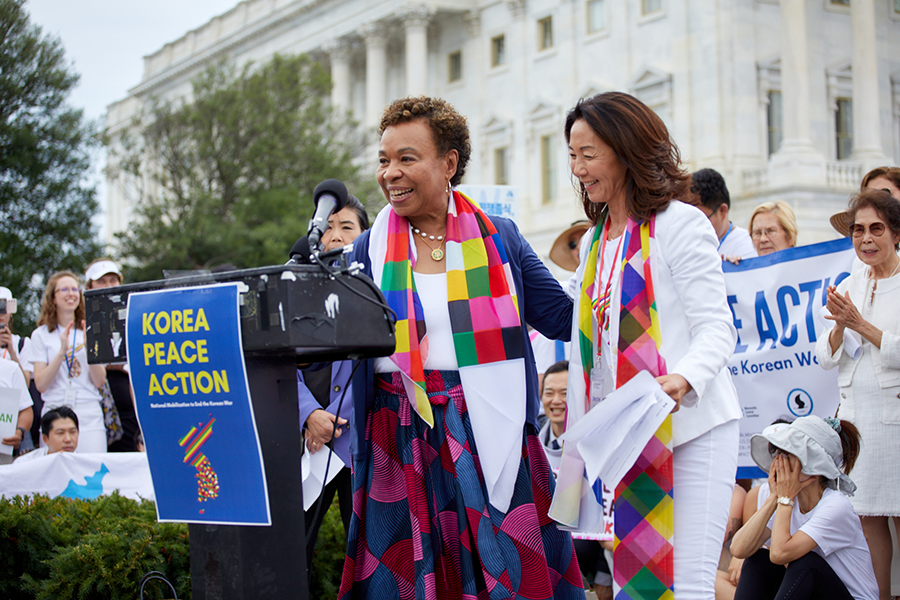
[722,239,854,478]
[126,283,270,525]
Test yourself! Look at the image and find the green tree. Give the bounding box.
[0,0,101,333]
[108,54,373,283]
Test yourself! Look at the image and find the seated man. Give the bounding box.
[537,360,613,600]
[0,357,32,463]
[15,407,79,462]
[538,360,568,470]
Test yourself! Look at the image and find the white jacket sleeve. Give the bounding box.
[658,203,738,406]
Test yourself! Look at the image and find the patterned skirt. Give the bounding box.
[337,370,584,600]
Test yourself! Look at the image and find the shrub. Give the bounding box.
[0,493,190,599]
[309,501,347,600]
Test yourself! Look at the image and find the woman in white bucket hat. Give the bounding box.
[730,416,877,600]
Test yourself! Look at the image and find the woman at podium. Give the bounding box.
[336,97,582,600]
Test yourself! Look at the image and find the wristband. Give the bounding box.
[16,427,26,438]
[776,496,795,508]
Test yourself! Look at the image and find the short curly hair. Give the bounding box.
[690,168,731,212]
[379,96,471,186]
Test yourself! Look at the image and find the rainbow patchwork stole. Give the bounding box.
[380,190,523,428]
[577,221,605,418]
[613,217,674,600]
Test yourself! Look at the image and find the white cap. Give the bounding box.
[85,260,122,283]
[0,287,16,314]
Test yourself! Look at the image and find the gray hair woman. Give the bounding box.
[816,188,900,599]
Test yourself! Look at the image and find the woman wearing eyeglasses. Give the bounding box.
[748,201,798,256]
[816,188,900,600]
[29,271,107,453]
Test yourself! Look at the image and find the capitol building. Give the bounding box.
[105,0,900,270]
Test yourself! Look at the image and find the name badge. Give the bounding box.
[590,367,605,408]
[63,386,77,407]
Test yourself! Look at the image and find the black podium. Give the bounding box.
[85,264,395,599]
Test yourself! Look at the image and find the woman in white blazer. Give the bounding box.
[816,189,900,600]
[563,92,742,600]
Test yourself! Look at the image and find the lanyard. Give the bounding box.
[592,220,624,359]
[717,221,734,250]
[65,327,76,379]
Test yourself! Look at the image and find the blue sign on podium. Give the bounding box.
[126,283,271,525]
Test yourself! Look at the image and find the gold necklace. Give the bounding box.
[410,224,446,261]
[420,236,445,261]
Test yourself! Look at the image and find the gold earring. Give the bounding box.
[446,179,452,195]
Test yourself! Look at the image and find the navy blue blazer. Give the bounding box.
[347,216,574,459]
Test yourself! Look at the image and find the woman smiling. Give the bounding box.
[816,188,900,599]
[29,271,107,453]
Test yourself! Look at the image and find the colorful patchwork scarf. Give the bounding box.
[369,190,527,511]
[575,215,674,600]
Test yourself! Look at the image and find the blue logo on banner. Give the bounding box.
[786,388,813,417]
[126,283,270,525]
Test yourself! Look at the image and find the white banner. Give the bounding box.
[457,185,519,222]
[0,452,154,501]
[722,239,855,477]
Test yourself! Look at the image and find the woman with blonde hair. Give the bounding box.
[748,201,797,256]
[29,271,107,453]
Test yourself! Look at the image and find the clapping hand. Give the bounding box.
[824,285,862,332]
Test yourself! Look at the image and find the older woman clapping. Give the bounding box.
[337,97,581,600]
[561,92,741,599]
[816,188,900,600]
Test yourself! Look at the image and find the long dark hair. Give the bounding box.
[836,420,861,475]
[564,92,690,224]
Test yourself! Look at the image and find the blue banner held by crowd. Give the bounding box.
[722,238,855,478]
[126,283,270,525]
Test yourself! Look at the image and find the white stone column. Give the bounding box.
[777,0,815,155]
[364,23,388,128]
[403,5,433,96]
[850,0,886,162]
[327,40,352,113]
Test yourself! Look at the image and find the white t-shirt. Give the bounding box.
[766,487,878,600]
[29,325,102,408]
[1,333,33,372]
[718,223,757,260]
[0,358,31,411]
[375,273,458,373]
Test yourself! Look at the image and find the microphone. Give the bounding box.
[307,179,348,250]
[287,236,312,264]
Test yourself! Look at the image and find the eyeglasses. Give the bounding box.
[751,227,782,240]
[55,287,80,295]
[851,222,886,238]
[768,442,789,457]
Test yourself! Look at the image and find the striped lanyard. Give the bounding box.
[64,327,76,379]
